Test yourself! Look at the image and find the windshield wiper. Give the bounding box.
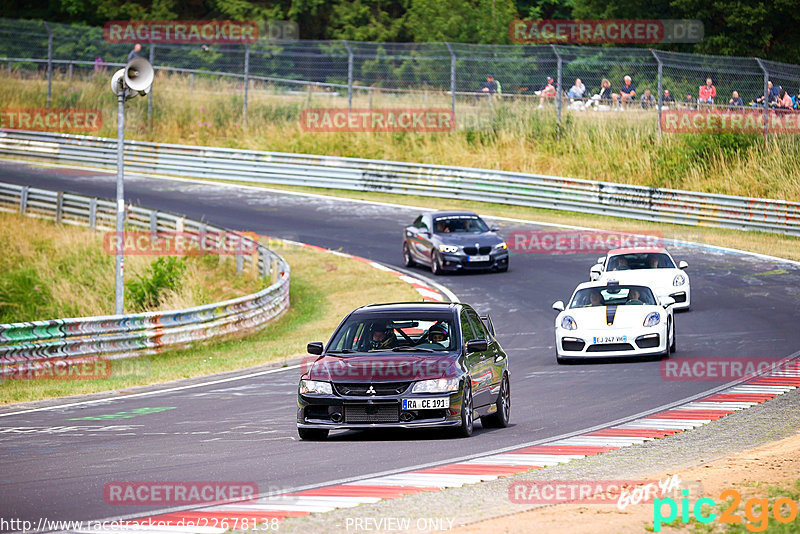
[391,346,434,352]
[327,349,357,354]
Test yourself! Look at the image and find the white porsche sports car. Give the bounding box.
[553,281,676,364]
[589,247,690,310]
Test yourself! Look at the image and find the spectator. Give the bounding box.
[567,78,586,99]
[698,77,716,105]
[640,89,656,109]
[480,75,498,95]
[793,88,800,110]
[684,93,695,109]
[776,88,793,112]
[127,43,142,62]
[536,76,557,108]
[728,91,744,107]
[93,56,105,74]
[584,79,613,110]
[611,75,636,109]
[662,89,675,108]
[756,81,780,106]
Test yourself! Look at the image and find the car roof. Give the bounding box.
[430,210,481,218]
[608,247,668,256]
[354,302,460,315]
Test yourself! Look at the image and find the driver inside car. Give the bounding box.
[627,288,644,305]
[426,323,449,348]
[369,321,398,350]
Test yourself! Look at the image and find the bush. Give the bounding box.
[126,257,187,311]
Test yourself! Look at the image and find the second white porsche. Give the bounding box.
[552,281,676,364]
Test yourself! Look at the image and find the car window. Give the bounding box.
[328,316,456,352]
[433,215,489,234]
[607,253,675,271]
[466,309,488,340]
[460,311,476,343]
[570,285,657,308]
[412,215,424,229]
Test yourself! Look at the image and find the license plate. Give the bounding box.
[593,335,627,344]
[468,255,490,262]
[402,398,449,410]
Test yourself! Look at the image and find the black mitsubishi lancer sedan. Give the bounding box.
[297,302,510,440]
[402,211,509,274]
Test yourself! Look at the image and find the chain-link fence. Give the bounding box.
[2,17,799,135]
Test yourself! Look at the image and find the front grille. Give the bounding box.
[345,404,400,423]
[333,382,410,396]
[635,334,660,349]
[463,246,492,256]
[670,292,687,303]
[586,343,634,352]
[561,339,586,351]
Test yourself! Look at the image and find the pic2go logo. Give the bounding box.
[654,488,800,532]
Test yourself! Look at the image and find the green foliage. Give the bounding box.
[0,268,53,324]
[126,257,187,311]
[406,0,518,43]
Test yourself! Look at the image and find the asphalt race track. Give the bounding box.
[2,160,800,526]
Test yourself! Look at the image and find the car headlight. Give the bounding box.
[673,274,687,286]
[494,242,508,250]
[411,378,459,393]
[438,245,459,254]
[643,312,661,327]
[560,316,578,330]
[299,379,333,395]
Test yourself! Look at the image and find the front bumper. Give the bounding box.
[297,384,466,431]
[555,327,667,358]
[439,251,509,271]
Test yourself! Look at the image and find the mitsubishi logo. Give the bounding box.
[366,385,376,395]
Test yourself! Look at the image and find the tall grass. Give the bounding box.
[0,212,266,323]
[3,67,800,200]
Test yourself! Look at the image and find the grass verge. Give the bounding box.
[3,71,800,200]
[0,243,420,405]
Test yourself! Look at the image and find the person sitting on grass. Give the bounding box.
[698,77,716,106]
[536,76,557,108]
[640,89,656,109]
[567,78,586,99]
[729,91,744,107]
[662,89,676,109]
[584,79,613,110]
[611,75,636,109]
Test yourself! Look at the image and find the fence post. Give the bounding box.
[149,210,158,242]
[551,45,562,126]
[445,42,456,116]
[20,186,29,215]
[651,49,663,137]
[68,61,73,82]
[148,45,155,128]
[43,21,53,109]
[56,191,63,224]
[755,58,770,142]
[343,41,354,112]
[189,72,194,92]
[243,44,250,127]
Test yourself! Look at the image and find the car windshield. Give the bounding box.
[328,315,457,353]
[607,253,675,271]
[433,215,489,234]
[570,285,657,308]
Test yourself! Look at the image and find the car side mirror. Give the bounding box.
[590,264,603,281]
[597,257,606,264]
[307,342,323,355]
[660,297,676,308]
[466,339,488,353]
[678,261,688,270]
[552,300,565,312]
[490,225,499,232]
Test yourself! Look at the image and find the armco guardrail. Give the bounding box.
[0,181,290,369]
[1,130,799,236]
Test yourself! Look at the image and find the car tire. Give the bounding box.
[402,242,415,267]
[455,382,474,438]
[481,375,510,428]
[669,319,676,353]
[298,428,329,441]
[431,250,443,276]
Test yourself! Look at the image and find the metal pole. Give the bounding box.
[43,22,53,109]
[243,44,250,126]
[651,49,663,137]
[343,41,353,112]
[115,92,126,314]
[148,45,155,128]
[445,42,456,116]
[755,58,769,142]
[551,45,562,125]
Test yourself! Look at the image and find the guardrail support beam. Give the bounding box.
[55,191,63,224]
[89,198,97,229]
[20,186,29,215]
